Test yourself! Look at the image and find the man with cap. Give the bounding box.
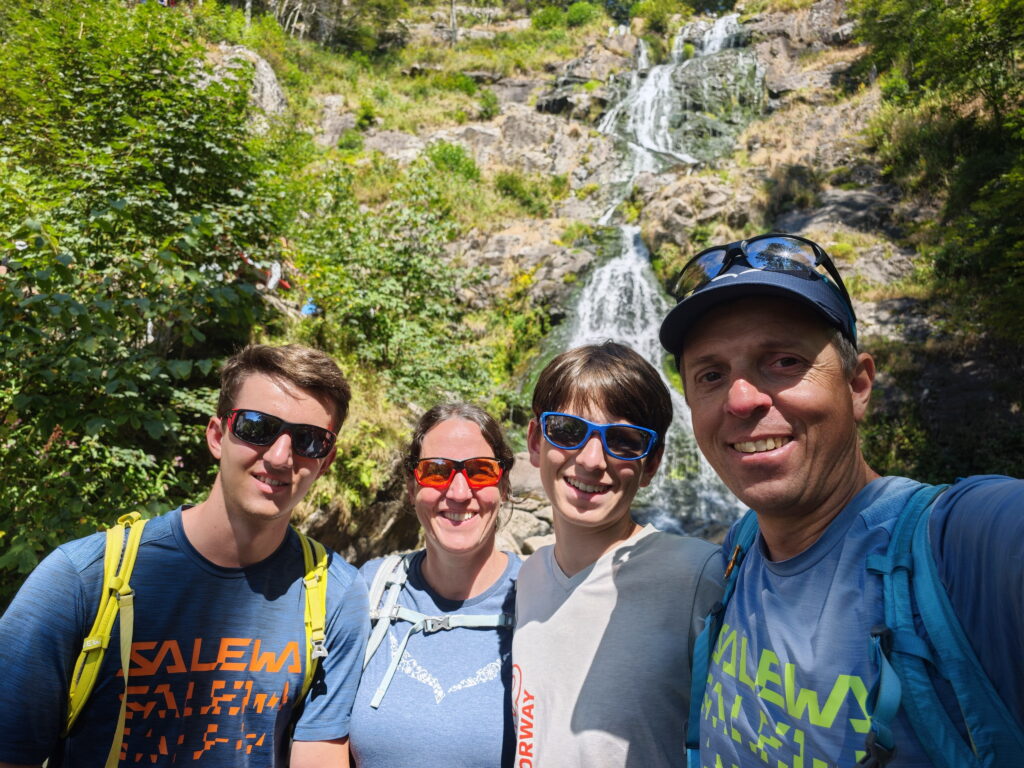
[658,234,1024,767]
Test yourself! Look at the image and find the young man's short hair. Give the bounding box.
[532,341,672,452]
[217,344,352,429]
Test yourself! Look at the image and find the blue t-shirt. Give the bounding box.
[350,550,520,768]
[700,475,1024,767]
[0,507,369,766]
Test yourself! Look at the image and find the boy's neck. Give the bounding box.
[552,516,644,577]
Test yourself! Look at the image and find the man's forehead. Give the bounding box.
[681,298,831,359]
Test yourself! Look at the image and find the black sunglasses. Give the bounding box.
[225,409,336,459]
[669,234,853,307]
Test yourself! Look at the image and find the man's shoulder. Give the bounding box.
[931,474,1024,552]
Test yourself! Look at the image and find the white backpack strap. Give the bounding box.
[369,608,514,709]
[363,554,409,670]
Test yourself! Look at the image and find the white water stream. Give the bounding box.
[569,15,747,525]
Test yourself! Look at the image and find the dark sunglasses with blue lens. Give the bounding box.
[539,412,658,461]
[225,409,336,459]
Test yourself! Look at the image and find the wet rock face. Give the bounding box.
[662,48,764,164]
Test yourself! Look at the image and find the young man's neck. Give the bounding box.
[552,515,643,578]
[183,476,292,568]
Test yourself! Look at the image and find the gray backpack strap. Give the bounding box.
[363,551,515,709]
[363,554,408,670]
[370,607,512,709]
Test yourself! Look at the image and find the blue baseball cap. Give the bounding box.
[658,264,858,355]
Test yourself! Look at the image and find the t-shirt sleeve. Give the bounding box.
[291,559,369,742]
[930,474,1024,726]
[0,545,95,764]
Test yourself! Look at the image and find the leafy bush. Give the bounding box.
[494,171,551,216]
[426,141,481,181]
[532,6,567,30]
[0,0,279,602]
[479,88,501,120]
[566,1,602,27]
[630,0,692,35]
[434,71,479,96]
[338,128,365,151]
[291,161,488,401]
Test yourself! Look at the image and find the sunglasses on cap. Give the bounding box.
[225,409,337,459]
[405,456,510,490]
[669,234,853,308]
[539,412,658,461]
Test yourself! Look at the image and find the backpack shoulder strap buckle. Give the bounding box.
[423,616,451,633]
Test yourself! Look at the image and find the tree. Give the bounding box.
[0,0,280,603]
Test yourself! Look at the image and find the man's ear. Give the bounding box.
[850,352,876,423]
[526,419,542,468]
[639,445,664,488]
[206,415,225,460]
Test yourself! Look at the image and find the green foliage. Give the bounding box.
[532,6,568,30]
[290,160,488,402]
[425,141,481,181]
[854,0,1023,121]
[494,171,552,216]
[478,88,501,120]
[338,128,365,151]
[566,1,602,27]
[630,0,692,35]
[433,71,480,96]
[0,0,277,601]
[356,99,378,129]
[853,0,1024,343]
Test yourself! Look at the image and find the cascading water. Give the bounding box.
[564,14,761,528]
[565,227,741,523]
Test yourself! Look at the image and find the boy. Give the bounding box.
[513,341,723,767]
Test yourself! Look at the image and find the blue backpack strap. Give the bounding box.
[907,486,1024,764]
[686,509,759,768]
[865,482,1024,767]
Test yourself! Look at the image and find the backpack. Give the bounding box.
[362,552,514,709]
[63,512,330,768]
[687,484,1024,768]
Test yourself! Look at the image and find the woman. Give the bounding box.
[349,402,520,768]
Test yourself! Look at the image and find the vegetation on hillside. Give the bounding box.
[854,0,1024,342]
[0,0,583,604]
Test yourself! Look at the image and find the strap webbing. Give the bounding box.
[686,509,759,768]
[363,552,513,709]
[298,532,329,702]
[64,512,148,763]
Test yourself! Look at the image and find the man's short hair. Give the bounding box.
[217,344,352,429]
[532,342,672,452]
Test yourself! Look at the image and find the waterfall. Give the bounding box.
[565,15,754,527]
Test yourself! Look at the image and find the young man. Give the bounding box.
[0,344,369,768]
[659,233,1024,766]
[512,342,724,768]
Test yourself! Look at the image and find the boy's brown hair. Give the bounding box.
[532,341,672,451]
[217,344,352,429]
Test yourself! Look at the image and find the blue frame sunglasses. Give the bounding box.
[539,412,658,461]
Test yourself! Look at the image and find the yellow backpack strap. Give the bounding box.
[298,531,329,702]
[65,512,148,768]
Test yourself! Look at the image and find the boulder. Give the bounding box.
[315,95,356,148]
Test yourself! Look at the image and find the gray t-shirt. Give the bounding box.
[513,525,724,768]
